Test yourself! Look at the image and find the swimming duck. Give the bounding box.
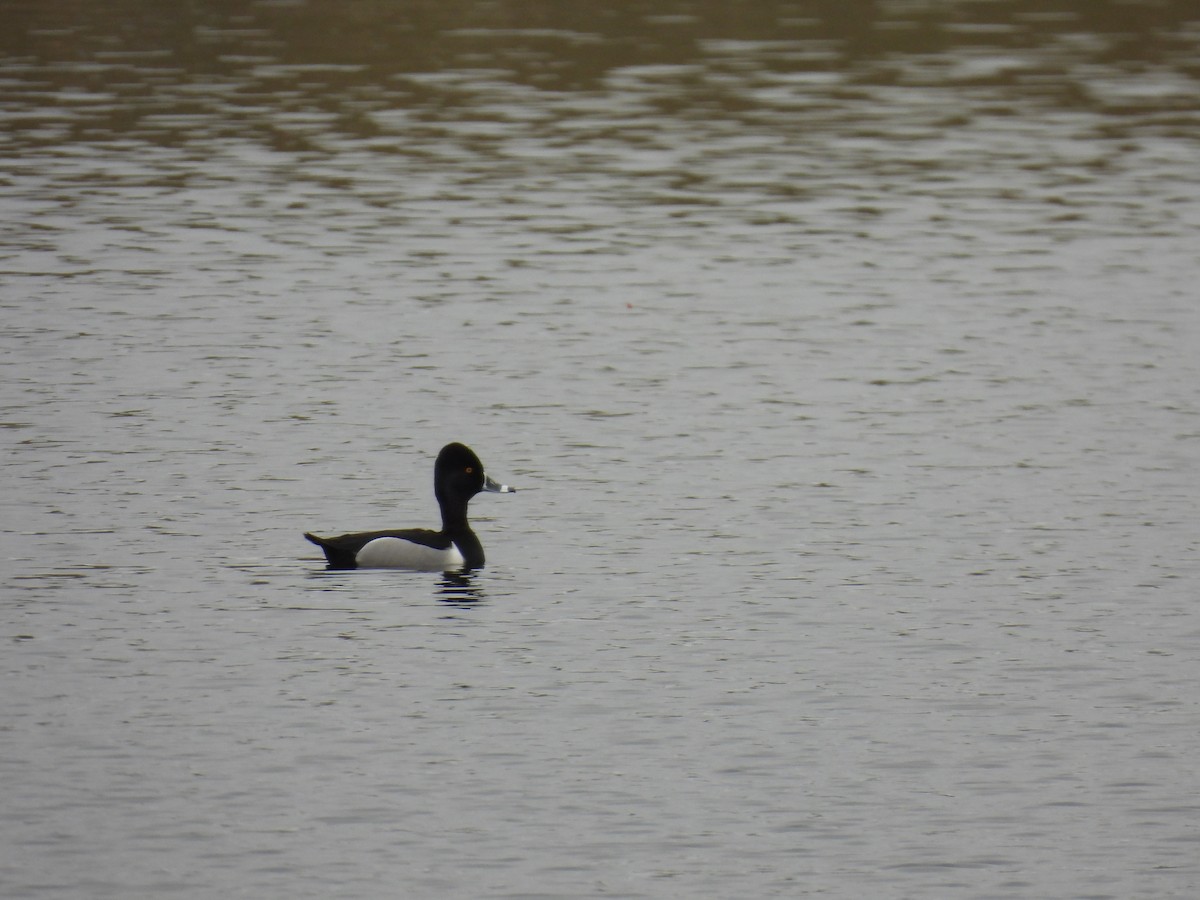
[305,442,513,570]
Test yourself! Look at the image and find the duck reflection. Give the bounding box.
[437,571,483,606]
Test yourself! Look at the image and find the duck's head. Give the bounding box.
[434,442,514,506]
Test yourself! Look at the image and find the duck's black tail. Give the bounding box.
[304,532,358,569]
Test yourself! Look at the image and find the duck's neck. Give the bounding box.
[439,503,469,534]
[439,513,482,568]
[453,528,485,568]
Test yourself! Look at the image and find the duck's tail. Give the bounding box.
[304,532,355,568]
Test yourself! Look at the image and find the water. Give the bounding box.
[3,2,1199,897]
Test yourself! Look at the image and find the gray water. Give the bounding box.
[3,3,1199,897]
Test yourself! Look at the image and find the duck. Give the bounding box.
[304,442,514,571]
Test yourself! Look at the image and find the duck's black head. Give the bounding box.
[434,442,513,509]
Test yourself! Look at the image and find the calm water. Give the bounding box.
[3,2,1200,897]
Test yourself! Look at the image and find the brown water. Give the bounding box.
[3,3,1200,898]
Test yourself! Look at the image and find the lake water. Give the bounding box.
[3,2,1199,897]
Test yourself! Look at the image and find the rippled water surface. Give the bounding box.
[3,2,1200,897]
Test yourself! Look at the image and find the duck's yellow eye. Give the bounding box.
[465,467,473,474]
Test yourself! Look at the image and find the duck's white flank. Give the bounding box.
[354,537,465,571]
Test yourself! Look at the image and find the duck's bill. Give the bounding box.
[482,474,514,493]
